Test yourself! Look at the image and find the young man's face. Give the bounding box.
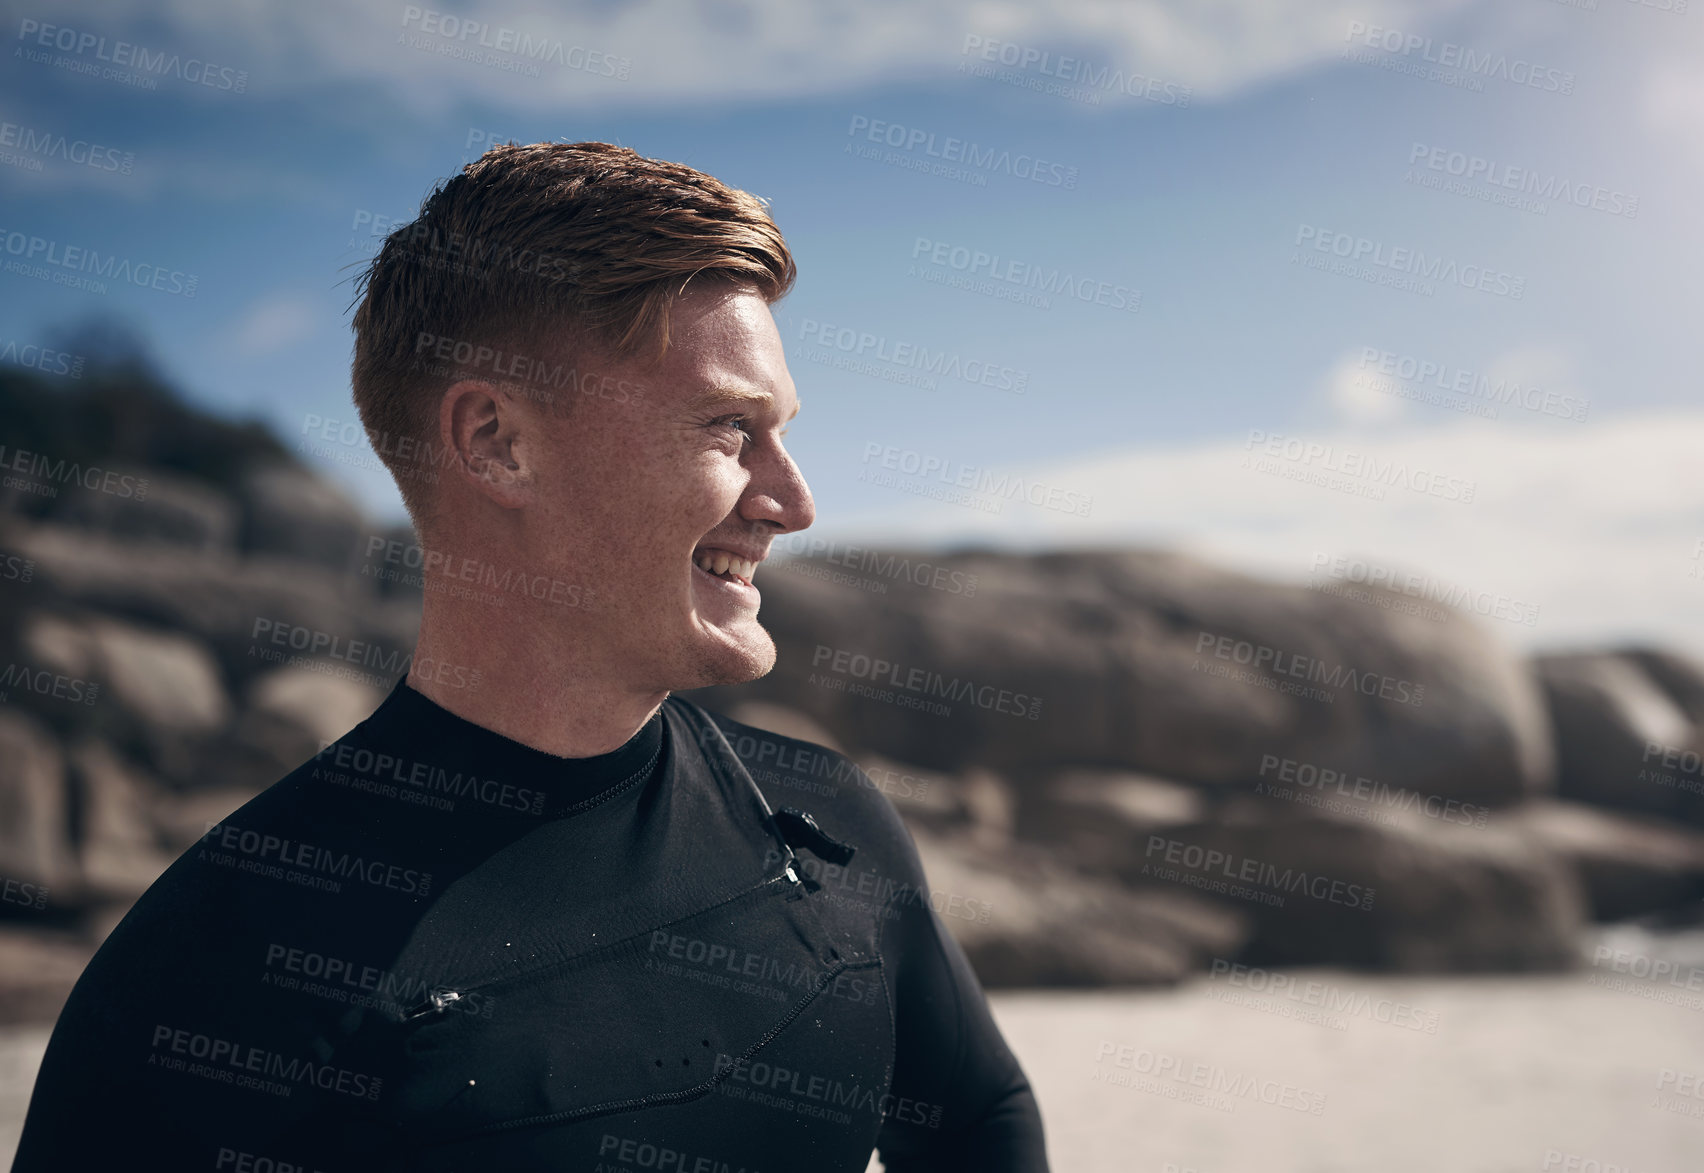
[508,283,814,693]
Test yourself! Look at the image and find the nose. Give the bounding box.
[741,441,815,537]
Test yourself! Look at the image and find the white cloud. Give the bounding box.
[814,408,1704,658]
[1325,350,1407,427]
[34,0,1484,112]
[1643,65,1704,171]
[227,293,319,357]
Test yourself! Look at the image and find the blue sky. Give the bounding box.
[3,0,1701,655]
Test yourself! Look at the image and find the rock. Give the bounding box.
[1536,652,1703,824]
[0,337,294,511]
[1018,770,1206,875]
[910,826,1249,987]
[21,610,228,785]
[851,753,963,830]
[0,710,78,900]
[65,741,174,900]
[1622,647,1704,725]
[1054,770,1205,826]
[153,786,266,854]
[5,522,421,694]
[43,471,237,552]
[1502,801,1704,922]
[247,664,385,745]
[684,549,1555,808]
[237,464,367,573]
[1124,799,1585,972]
[0,927,98,1024]
[953,767,1017,851]
[50,614,225,734]
[207,665,385,791]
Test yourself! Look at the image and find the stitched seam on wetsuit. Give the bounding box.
[436,957,887,1140]
[875,937,899,1131]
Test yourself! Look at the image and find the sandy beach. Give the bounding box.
[992,966,1701,1172]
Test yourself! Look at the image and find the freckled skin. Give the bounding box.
[405,283,815,757]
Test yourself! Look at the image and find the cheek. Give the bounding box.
[679,451,746,507]
[560,434,673,501]
[631,458,742,555]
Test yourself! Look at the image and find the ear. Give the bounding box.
[439,379,535,509]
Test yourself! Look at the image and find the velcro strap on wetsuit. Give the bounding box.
[773,807,856,865]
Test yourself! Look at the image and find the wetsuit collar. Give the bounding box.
[362,677,666,815]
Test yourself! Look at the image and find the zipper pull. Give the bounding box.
[779,852,806,900]
[402,988,464,1020]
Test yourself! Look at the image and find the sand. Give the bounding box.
[990,968,1701,1172]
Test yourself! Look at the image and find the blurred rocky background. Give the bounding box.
[3,332,1701,1025]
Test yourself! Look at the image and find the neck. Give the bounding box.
[406,593,668,759]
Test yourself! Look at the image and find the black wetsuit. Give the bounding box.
[12,680,1049,1171]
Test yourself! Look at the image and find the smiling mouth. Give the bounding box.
[693,549,757,587]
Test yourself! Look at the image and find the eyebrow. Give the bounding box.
[686,384,801,422]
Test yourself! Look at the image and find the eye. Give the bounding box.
[711,414,753,444]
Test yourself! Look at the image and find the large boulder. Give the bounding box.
[245,664,386,747]
[685,549,1555,807]
[843,752,968,833]
[209,665,386,791]
[1622,647,1704,724]
[1122,798,1586,972]
[237,464,367,573]
[0,928,98,1024]
[4,522,420,694]
[1536,652,1703,824]
[1017,769,1206,874]
[65,741,175,901]
[152,786,267,855]
[0,710,78,903]
[1503,800,1704,922]
[911,825,1249,987]
[42,470,238,552]
[20,610,228,785]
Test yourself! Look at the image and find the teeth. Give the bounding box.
[695,551,757,583]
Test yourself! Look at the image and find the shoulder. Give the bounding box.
[75,761,320,966]
[39,766,318,1057]
[69,731,411,999]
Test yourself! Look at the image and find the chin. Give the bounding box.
[680,622,777,690]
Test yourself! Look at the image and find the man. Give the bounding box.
[13,142,1049,1170]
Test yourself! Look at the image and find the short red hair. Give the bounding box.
[349,141,795,517]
